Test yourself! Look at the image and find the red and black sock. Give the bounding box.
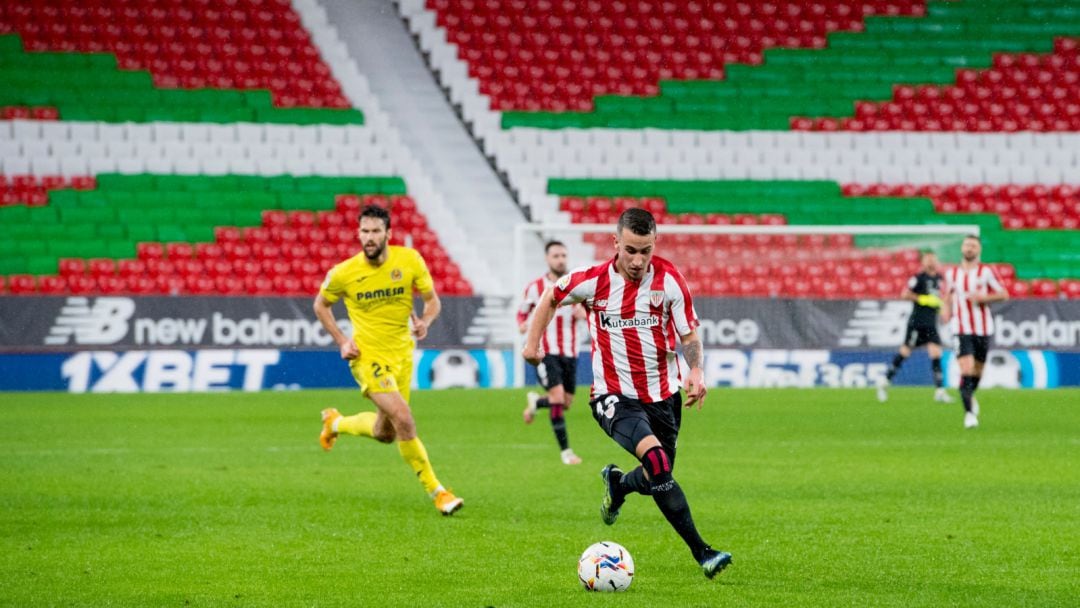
[618,466,651,498]
[642,446,710,562]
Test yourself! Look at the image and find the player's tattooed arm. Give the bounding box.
[680,331,707,408]
[683,338,703,370]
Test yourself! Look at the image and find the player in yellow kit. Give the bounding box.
[313,204,463,515]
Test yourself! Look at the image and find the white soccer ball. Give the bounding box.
[577,541,634,592]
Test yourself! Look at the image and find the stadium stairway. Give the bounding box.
[318,0,525,292]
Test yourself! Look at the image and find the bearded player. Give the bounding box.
[943,235,1009,429]
[314,204,463,515]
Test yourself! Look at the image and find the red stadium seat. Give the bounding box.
[214,276,245,295]
[127,276,157,295]
[67,274,97,295]
[6,276,35,295]
[195,243,225,260]
[57,258,86,277]
[262,210,289,227]
[335,194,362,214]
[166,242,194,259]
[137,242,166,260]
[1060,279,1080,299]
[97,275,127,294]
[38,275,67,294]
[1007,280,1031,298]
[154,275,187,296]
[1029,279,1058,298]
[87,258,116,277]
[214,226,242,242]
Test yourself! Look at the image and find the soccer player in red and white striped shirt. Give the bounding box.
[523,208,732,579]
[943,234,1009,429]
[516,240,584,465]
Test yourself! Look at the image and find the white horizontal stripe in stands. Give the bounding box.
[0,120,389,177]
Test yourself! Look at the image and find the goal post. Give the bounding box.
[511,222,981,388]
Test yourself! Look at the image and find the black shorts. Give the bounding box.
[955,334,990,363]
[536,354,577,395]
[904,324,941,348]
[590,392,683,466]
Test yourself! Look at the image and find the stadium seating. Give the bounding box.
[430,0,928,114]
[442,0,1080,132]
[0,174,472,296]
[4,0,1077,301]
[796,37,1080,132]
[549,179,1079,298]
[0,0,363,124]
[401,0,1079,301]
[0,0,492,297]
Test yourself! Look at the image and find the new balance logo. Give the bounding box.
[839,301,911,347]
[46,297,135,345]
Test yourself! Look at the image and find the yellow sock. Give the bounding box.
[336,412,376,438]
[397,437,441,495]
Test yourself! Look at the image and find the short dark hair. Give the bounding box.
[964,234,980,242]
[359,204,391,230]
[544,240,565,253]
[617,208,656,237]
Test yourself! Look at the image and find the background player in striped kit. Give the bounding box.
[876,251,953,404]
[944,235,1009,429]
[523,208,732,579]
[516,240,584,465]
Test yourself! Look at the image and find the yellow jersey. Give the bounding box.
[319,245,434,356]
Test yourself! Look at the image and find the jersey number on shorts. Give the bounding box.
[595,395,618,419]
[372,362,391,377]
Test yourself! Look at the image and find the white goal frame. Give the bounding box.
[511,223,981,388]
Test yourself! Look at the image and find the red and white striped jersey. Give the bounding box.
[517,273,579,357]
[944,264,1006,336]
[552,255,699,403]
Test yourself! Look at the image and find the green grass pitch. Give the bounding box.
[1,387,1078,607]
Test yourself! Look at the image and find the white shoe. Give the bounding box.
[560,448,582,465]
[523,391,539,424]
[934,388,953,403]
[964,412,979,429]
[971,396,980,416]
[875,377,888,403]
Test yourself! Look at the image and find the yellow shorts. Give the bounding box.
[349,350,413,403]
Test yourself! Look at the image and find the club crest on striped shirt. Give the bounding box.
[649,290,665,307]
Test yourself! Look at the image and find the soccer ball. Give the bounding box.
[577,541,634,592]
